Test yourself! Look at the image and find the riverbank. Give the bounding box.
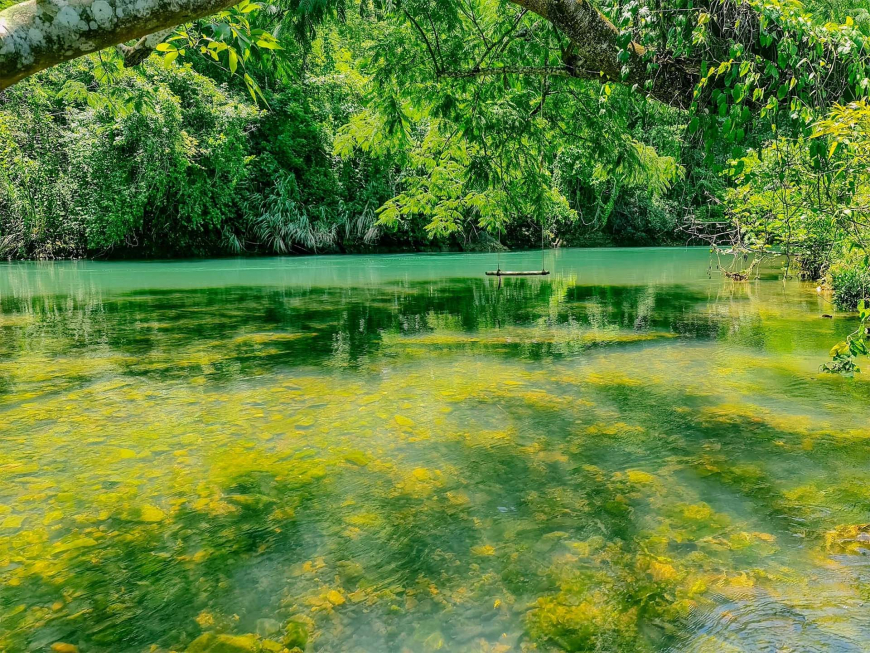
[0,232,696,263]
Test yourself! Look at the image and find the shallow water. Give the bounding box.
[1,248,869,653]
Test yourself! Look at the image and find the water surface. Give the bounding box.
[2,248,869,652]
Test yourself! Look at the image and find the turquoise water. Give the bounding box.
[1,248,869,652]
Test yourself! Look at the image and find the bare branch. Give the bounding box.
[472,9,527,71]
[403,8,441,75]
[438,65,579,79]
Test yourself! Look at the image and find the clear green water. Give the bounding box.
[1,248,870,653]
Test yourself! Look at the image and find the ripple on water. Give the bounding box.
[678,559,870,652]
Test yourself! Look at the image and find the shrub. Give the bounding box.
[831,265,870,310]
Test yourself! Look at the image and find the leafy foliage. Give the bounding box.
[821,299,870,373]
[831,264,870,310]
[161,0,283,103]
[0,59,255,257]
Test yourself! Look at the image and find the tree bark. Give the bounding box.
[508,0,699,108]
[116,27,174,67]
[0,0,238,90]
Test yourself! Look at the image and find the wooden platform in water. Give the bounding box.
[485,270,550,277]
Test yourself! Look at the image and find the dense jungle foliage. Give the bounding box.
[2,0,870,312]
[0,6,699,258]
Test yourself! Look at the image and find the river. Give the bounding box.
[1,248,868,652]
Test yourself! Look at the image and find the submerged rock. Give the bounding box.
[256,618,281,637]
[186,633,260,653]
[326,590,346,606]
[283,621,309,649]
[825,523,870,554]
[121,504,165,523]
[50,645,79,653]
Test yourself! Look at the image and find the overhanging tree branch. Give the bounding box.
[0,0,240,90]
[0,0,860,116]
[439,65,579,79]
[472,8,527,70]
[0,0,700,105]
[506,0,699,108]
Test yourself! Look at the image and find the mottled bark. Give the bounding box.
[0,0,238,89]
[116,27,174,67]
[508,0,699,108]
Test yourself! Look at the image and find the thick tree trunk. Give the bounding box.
[0,0,238,89]
[509,0,699,108]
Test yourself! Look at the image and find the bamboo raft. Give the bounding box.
[485,270,550,276]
